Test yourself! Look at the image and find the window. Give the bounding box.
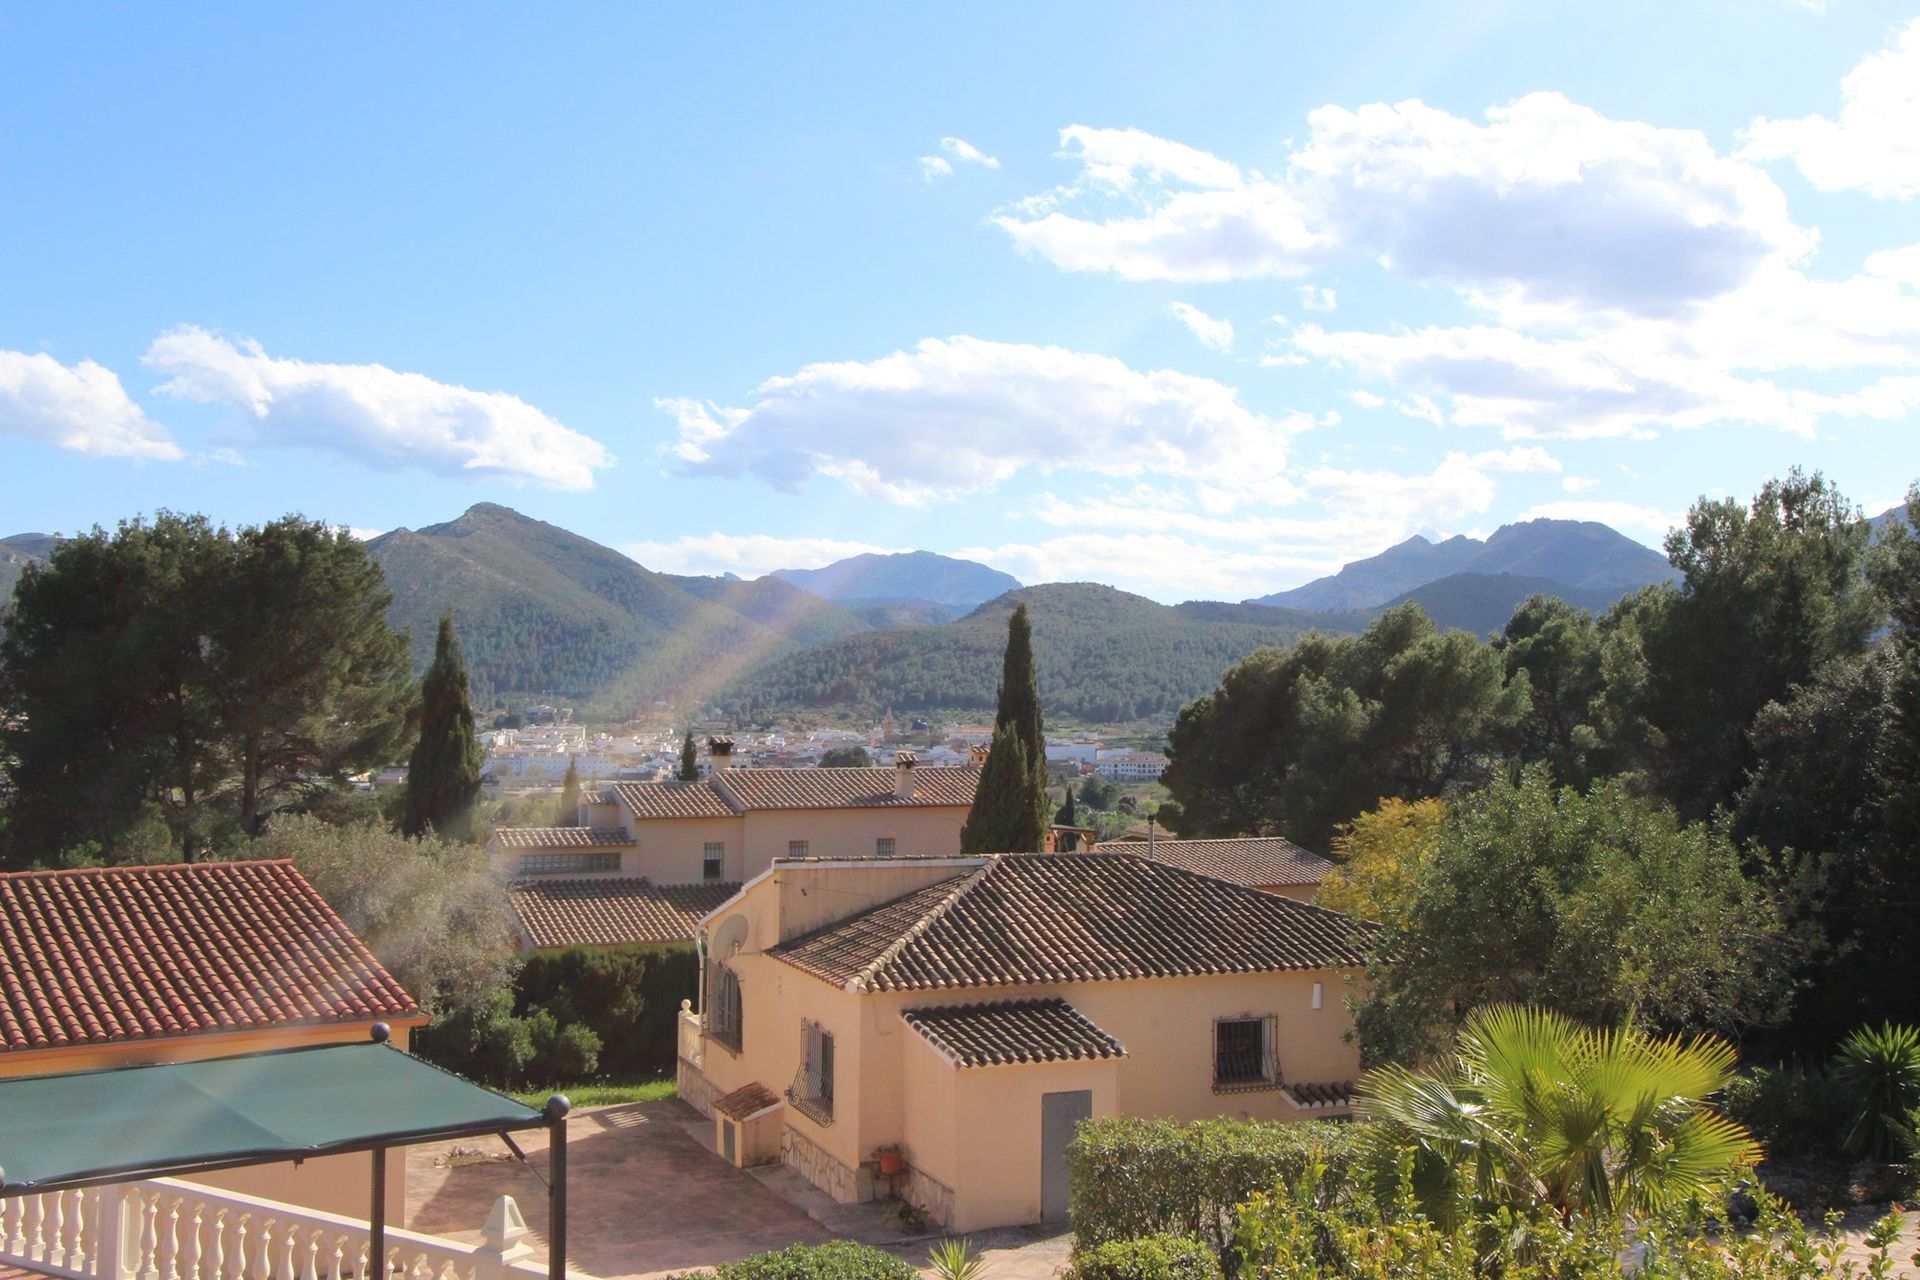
[707,965,742,1053]
[788,840,809,858]
[704,842,725,881]
[519,851,620,875]
[789,1019,835,1124]
[1214,1016,1278,1092]
[875,837,896,856]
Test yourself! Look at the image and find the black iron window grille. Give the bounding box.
[1214,1015,1279,1092]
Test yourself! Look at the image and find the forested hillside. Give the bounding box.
[0,534,53,608]
[1382,572,1626,637]
[714,582,1357,722]
[773,550,1019,607]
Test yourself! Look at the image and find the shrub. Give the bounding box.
[714,1241,918,1280]
[1834,1022,1920,1161]
[1721,1065,1853,1161]
[515,943,697,1076]
[1066,1117,1370,1256]
[1066,1236,1219,1280]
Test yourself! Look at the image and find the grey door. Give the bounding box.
[1040,1089,1093,1224]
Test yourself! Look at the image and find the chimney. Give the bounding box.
[967,744,989,766]
[894,750,918,801]
[707,735,735,773]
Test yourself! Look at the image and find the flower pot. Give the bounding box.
[876,1151,905,1175]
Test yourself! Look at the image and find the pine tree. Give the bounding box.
[679,730,700,781]
[1056,782,1078,827]
[404,612,484,840]
[960,604,1050,853]
[558,756,581,827]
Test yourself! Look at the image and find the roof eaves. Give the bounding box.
[848,857,1000,993]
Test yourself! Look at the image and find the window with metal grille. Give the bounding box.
[520,851,620,875]
[788,1019,835,1124]
[703,842,725,880]
[1214,1016,1278,1091]
[788,840,809,857]
[875,837,895,856]
[707,965,742,1053]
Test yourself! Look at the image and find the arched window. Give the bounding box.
[708,965,743,1053]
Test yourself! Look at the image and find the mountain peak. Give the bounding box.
[774,550,1020,609]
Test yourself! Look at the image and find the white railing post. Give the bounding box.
[472,1197,532,1280]
[95,1183,142,1280]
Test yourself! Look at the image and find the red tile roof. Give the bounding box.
[508,878,741,948]
[1282,1080,1356,1110]
[610,780,738,819]
[904,998,1126,1068]
[715,766,978,811]
[0,860,419,1054]
[712,1081,781,1120]
[1108,837,1333,888]
[491,826,635,850]
[772,853,1373,992]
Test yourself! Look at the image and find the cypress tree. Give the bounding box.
[1056,782,1078,826]
[404,612,484,840]
[679,730,700,781]
[558,756,581,827]
[960,603,1050,852]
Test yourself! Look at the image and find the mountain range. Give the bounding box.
[773,551,1019,610]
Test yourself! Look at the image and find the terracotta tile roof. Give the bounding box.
[772,853,1373,992]
[509,878,741,948]
[491,826,635,850]
[583,790,615,805]
[716,766,979,811]
[1109,837,1333,888]
[0,860,419,1054]
[1282,1080,1356,1110]
[712,1081,782,1119]
[904,998,1126,1068]
[610,780,737,819]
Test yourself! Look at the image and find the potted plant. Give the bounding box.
[874,1144,906,1175]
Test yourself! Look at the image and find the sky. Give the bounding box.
[3,3,1918,604]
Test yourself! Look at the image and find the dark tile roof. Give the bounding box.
[772,853,1372,992]
[0,860,419,1053]
[904,998,1126,1068]
[492,826,635,850]
[713,1081,782,1119]
[1282,1080,1356,1110]
[716,766,979,811]
[610,780,737,819]
[1110,837,1333,888]
[509,878,741,948]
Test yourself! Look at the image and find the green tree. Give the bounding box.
[818,746,871,768]
[1833,1022,1920,1162]
[1,513,411,866]
[1497,595,1609,788]
[404,612,484,840]
[960,604,1049,853]
[1164,605,1528,852]
[557,757,581,826]
[1630,470,1879,818]
[1357,1004,1760,1225]
[1056,782,1078,826]
[1316,796,1446,922]
[679,730,700,781]
[1354,768,1800,1064]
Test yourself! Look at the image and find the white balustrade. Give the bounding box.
[1,1180,544,1280]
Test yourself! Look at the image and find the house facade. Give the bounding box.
[488,746,979,948]
[679,852,1371,1233]
[0,859,426,1222]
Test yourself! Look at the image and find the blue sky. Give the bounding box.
[3,2,1917,602]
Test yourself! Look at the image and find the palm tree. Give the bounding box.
[1356,1004,1759,1226]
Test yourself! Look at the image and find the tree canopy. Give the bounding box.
[404,612,484,840]
[960,604,1050,853]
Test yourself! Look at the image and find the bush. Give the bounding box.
[1066,1236,1218,1280]
[515,943,697,1076]
[1067,1117,1370,1256]
[714,1241,919,1280]
[1834,1022,1920,1161]
[1722,1065,1853,1161]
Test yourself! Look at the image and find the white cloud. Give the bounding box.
[1562,475,1599,493]
[0,349,181,460]
[143,327,613,490]
[1741,18,1920,199]
[940,137,1000,169]
[1867,242,1920,287]
[999,95,1811,316]
[659,335,1310,505]
[620,533,900,578]
[1298,285,1337,312]
[1347,389,1386,409]
[1516,499,1680,541]
[1168,302,1235,352]
[918,155,954,183]
[952,530,1340,603]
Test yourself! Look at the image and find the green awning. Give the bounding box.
[0,1042,547,1195]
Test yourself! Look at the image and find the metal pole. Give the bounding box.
[546,1096,571,1280]
[370,1146,386,1280]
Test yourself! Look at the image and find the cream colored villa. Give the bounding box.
[489,745,980,948]
[677,852,1372,1233]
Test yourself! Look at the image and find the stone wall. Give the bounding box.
[781,1125,877,1203]
[904,1166,955,1229]
[678,1061,718,1119]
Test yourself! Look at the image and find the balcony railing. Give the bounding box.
[677,1001,704,1068]
[0,1177,546,1280]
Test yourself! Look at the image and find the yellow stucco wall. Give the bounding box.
[739,807,969,879]
[1263,883,1320,903]
[947,1058,1120,1233]
[0,1020,423,1224]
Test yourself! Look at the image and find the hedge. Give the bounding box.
[1067,1117,1369,1255]
[1065,1235,1220,1280]
[664,1242,918,1280]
